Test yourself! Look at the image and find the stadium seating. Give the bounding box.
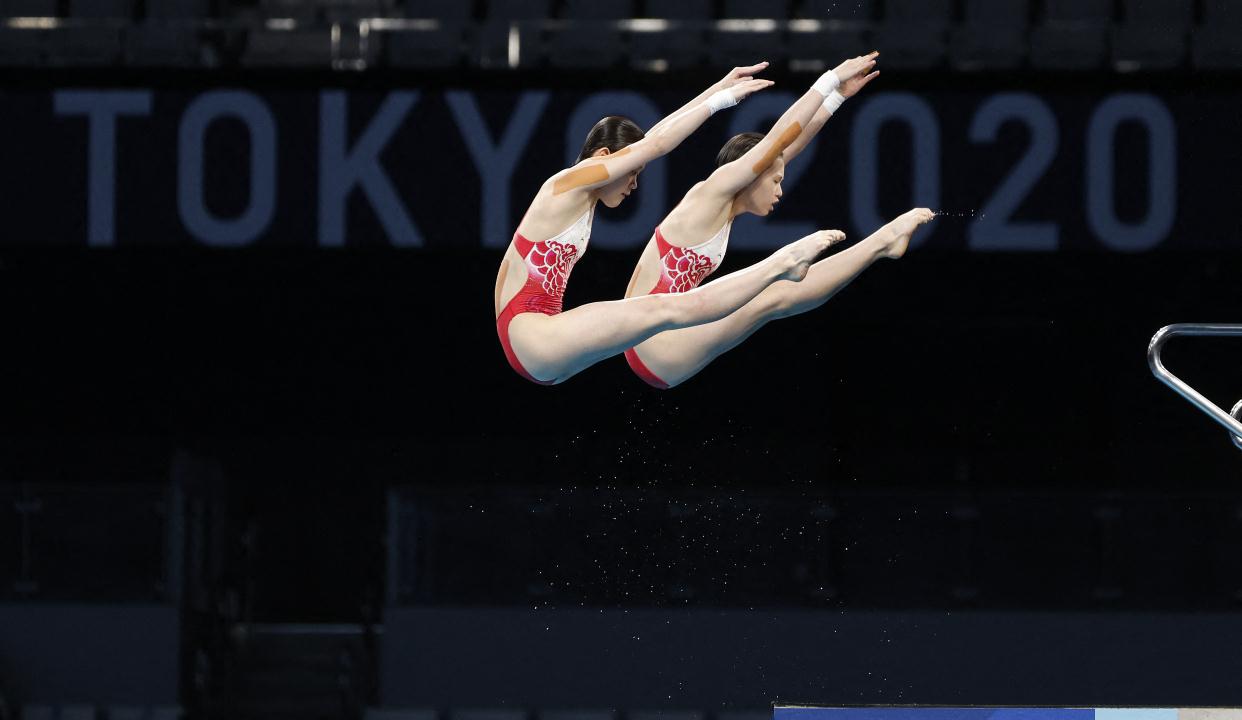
[386,23,465,68]
[67,0,134,19]
[473,0,548,68]
[628,24,705,71]
[547,23,625,69]
[46,26,123,65]
[0,0,56,16]
[2,0,1240,72]
[797,0,877,22]
[789,0,873,72]
[484,0,549,20]
[0,27,45,65]
[1193,0,1242,69]
[708,22,785,69]
[405,0,472,21]
[951,0,1030,71]
[256,0,399,21]
[561,0,632,20]
[258,0,320,22]
[241,28,334,66]
[873,0,951,69]
[124,25,207,66]
[324,2,398,22]
[547,0,631,71]
[397,0,469,69]
[640,0,711,21]
[1113,0,1192,70]
[723,0,787,19]
[1029,0,1112,70]
[146,0,213,21]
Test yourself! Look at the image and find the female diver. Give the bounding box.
[621,53,936,389]
[495,62,861,386]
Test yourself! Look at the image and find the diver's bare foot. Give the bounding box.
[777,229,846,281]
[876,208,935,259]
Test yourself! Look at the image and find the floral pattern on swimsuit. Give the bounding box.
[526,240,581,299]
[650,222,731,295]
[660,246,718,294]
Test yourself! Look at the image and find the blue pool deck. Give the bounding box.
[775,709,1241,720]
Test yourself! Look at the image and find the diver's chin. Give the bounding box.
[602,195,623,209]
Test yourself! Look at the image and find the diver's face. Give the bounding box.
[740,156,785,216]
[599,166,642,208]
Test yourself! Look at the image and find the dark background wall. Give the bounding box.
[1,66,1240,714]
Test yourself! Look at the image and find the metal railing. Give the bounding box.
[1148,323,1242,450]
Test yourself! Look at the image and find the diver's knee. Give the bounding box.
[650,292,685,329]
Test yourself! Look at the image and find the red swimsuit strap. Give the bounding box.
[655,224,724,257]
[513,231,535,258]
[653,226,673,257]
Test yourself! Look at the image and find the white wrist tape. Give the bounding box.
[706,89,738,116]
[822,90,846,114]
[812,69,841,98]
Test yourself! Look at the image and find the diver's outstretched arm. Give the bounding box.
[647,62,772,136]
[699,52,880,199]
[547,77,773,199]
[783,58,881,164]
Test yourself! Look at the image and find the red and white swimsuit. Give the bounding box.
[496,208,593,384]
[624,220,732,388]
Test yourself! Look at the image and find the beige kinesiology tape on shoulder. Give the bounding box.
[752,122,802,175]
[553,146,633,195]
[554,165,609,194]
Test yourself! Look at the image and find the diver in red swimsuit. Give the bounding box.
[496,205,596,385]
[622,52,936,389]
[494,61,867,385]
